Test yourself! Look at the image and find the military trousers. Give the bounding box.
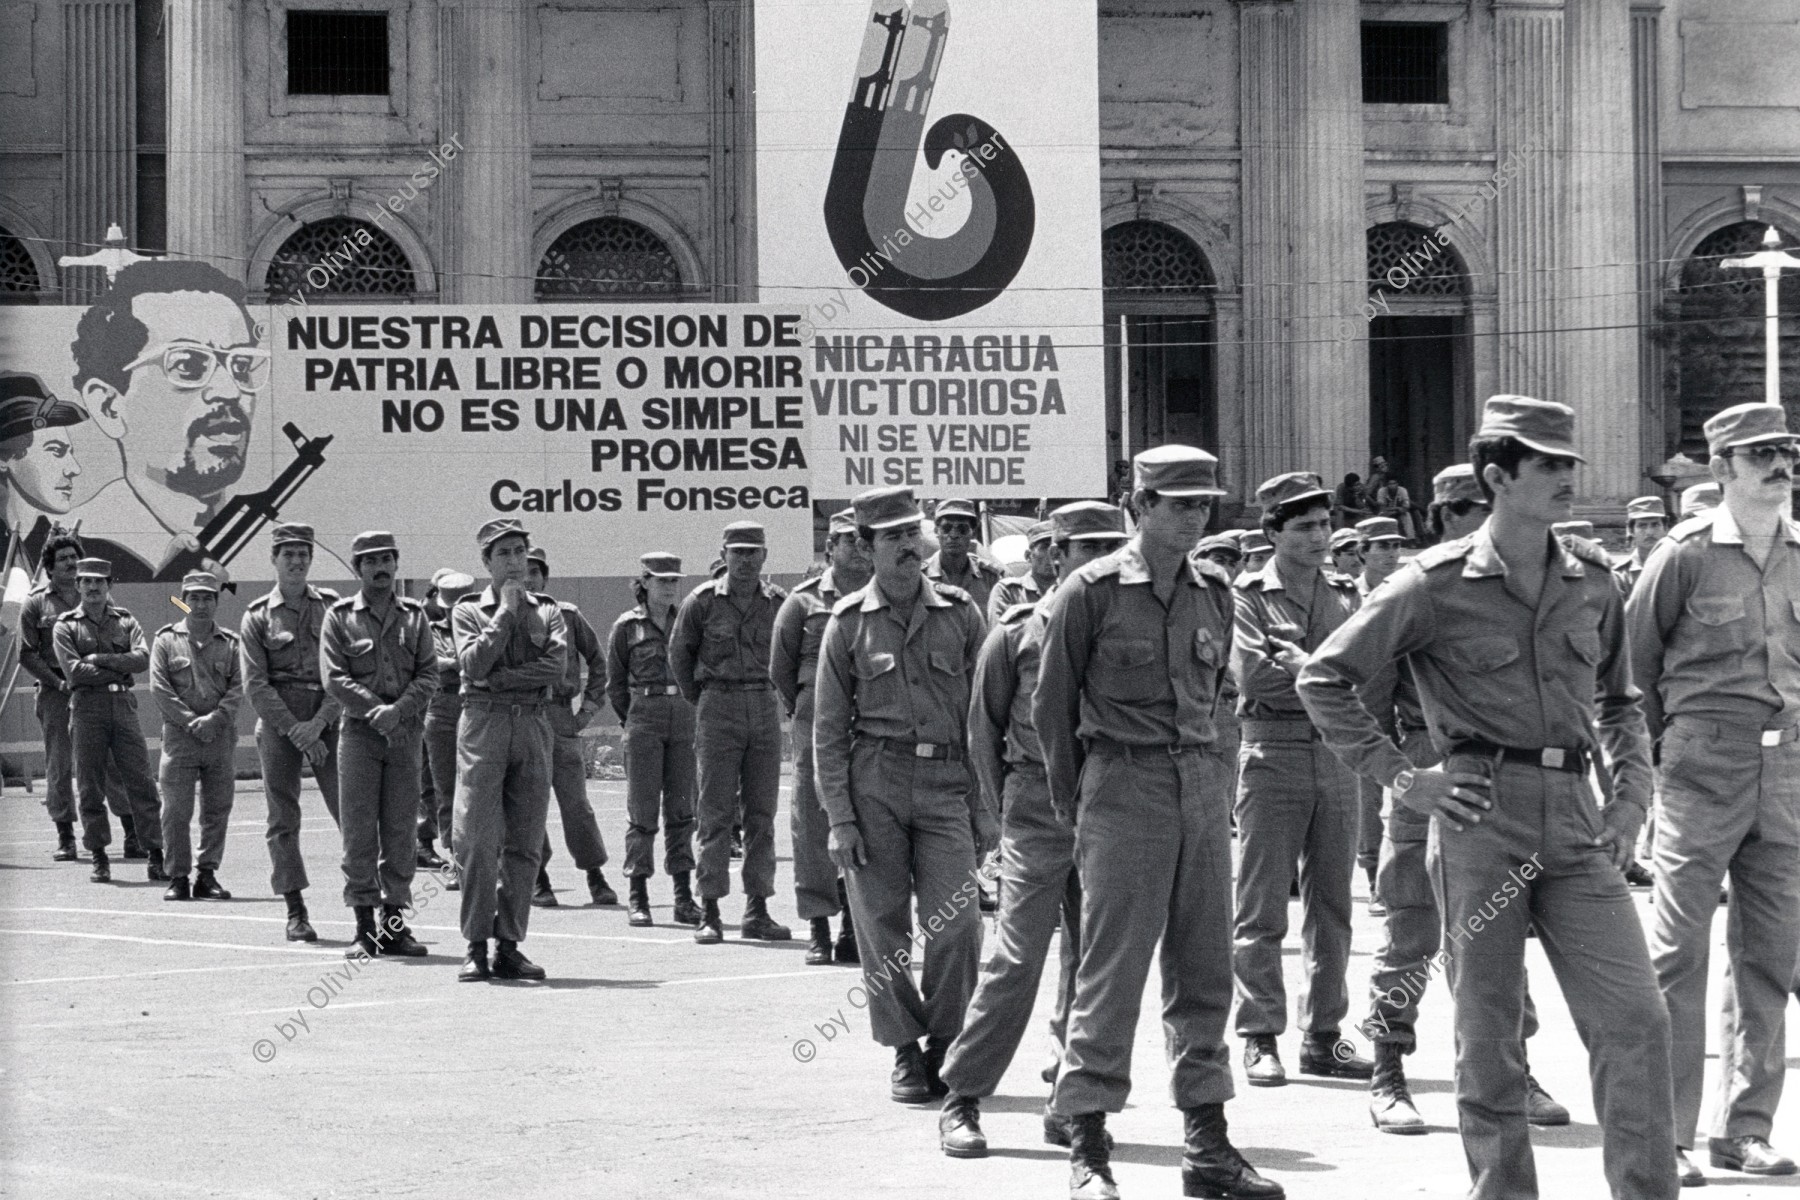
[337,718,421,910]
[255,686,340,896]
[454,702,553,943]
[417,746,438,844]
[621,693,696,879]
[158,724,235,878]
[1357,776,1385,877]
[1052,743,1235,1116]
[38,683,131,824]
[693,687,781,901]
[1429,752,1675,1200]
[1647,718,1800,1149]
[422,706,458,851]
[70,690,161,854]
[790,704,840,920]
[842,739,982,1047]
[941,764,1080,1098]
[539,704,608,873]
[1232,724,1359,1038]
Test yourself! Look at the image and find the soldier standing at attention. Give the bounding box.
[451,519,567,982]
[1614,496,1669,596]
[1299,395,1676,1200]
[609,553,701,928]
[937,500,1127,1159]
[770,508,870,965]
[670,521,791,944]
[420,567,474,891]
[1037,446,1282,1200]
[1231,472,1371,1087]
[53,556,166,885]
[926,498,1003,614]
[525,547,618,909]
[241,524,341,940]
[988,520,1056,623]
[813,486,991,1104]
[321,531,437,961]
[1628,403,1800,1185]
[151,570,242,901]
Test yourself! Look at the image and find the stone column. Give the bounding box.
[1631,2,1666,466]
[61,0,135,302]
[710,0,754,301]
[451,0,531,302]
[165,0,245,279]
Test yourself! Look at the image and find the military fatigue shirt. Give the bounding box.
[925,551,1002,616]
[968,599,1047,816]
[19,584,79,688]
[1033,540,1236,818]
[1231,559,1360,720]
[150,619,243,731]
[605,604,681,722]
[241,585,342,733]
[553,601,607,715]
[986,572,1048,625]
[321,592,438,723]
[53,603,150,690]
[668,575,786,702]
[770,568,855,723]
[1625,505,1800,739]
[426,611,462,719]
[813,576,987,827]
[452,586,568,704]
[1296,526,1652,810]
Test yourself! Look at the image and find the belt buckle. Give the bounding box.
[1763,729,1783,748]
[1540,748,1566,769]
[913,742,935,759]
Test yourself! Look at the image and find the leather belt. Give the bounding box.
[858,734,961,762]
[273,680,324,692]
[1450,740,1590,775]
[463,697,549,714]
[74,683,131,694]
[632,684,682,697]
[1669,716,1800,749]
[703,680,771,692]
[1240,717,1321,743]
[1086,737,1204,759]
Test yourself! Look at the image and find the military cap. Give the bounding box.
[270,522,315,549]
[722,521,766,549]
[1355,516,1404,543]
[1256,471,1331,512]
[1625,496,1668,522]
[1432,463,1485,506]
[476,517,529,550]
[827,508,858,538]
[1705,402,1795,457]
[1049,501,1126,542]
[1329,528,1363,551]
[1025,520,1055,546]
[350,530,399,558]
[1134,445,1227,497]
[1553,520,1597,540]
[934,498,980,525]
[640,552,683,578]
[1476,395,1586,462]
[1197,532,1244,559]
[179,570,222,595]
[0,371,86,441]
[1680,481,1721,518]
[75,557,111,579]
[526,547,549,570]
[854,486,923,531]
[430,567,475,593]
[1239,529,1274,556]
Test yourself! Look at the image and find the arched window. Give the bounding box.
[264,216,417,301]
[1103,219,1215,298]
[0,226,43,304]
[535,217,684,300]
[1367,221,1468,299]
[1102,221,1217,464]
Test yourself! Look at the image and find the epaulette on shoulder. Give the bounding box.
[1076,554,1125,584]
[246,593,272,612]
[329,595,357,610]
[831,588,865,615]
[53,608,80,622]
[395,595,424,611]
[1668,514,1711,542]
[556,598,581,613]
[1562,535,1613,570]
[316,587,341,602]
[931,581,972,605]
[1411,536,1474,572]
[999,600,1039,626]
[792,574,823,594]
[156,623,178,636]
[763,580,789,601]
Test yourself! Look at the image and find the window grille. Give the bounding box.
[1367,222,1468,297]
[0,227,41,302]
[1102,221,1214,295]
[535,218,684,300]
[265,216,416,300]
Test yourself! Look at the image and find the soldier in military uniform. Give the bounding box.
[987,520,1055,623]
[1424,463,1490,544]
[1238,529,1273,577]
[52,556,166,884]
[241,523,342,940]
[609,553,701,927]
[1196,532,1243,573]
[813,486,990,1105]
[1350,515,1408,914]
[938,501,1127,1159]
[1629,403,1800,1185]
[770,508,871,964]
[1328,528,1364,580]
[926,497,1003,614]
[451,518,567,982]
[524,547,617,909]
[1299,395,1676,1200]
[1613,495,1668,597]
[321,531,437,961]
[669,521,791,944]
[420,567,474,890]
[1231,472,1372,1087]
[1036,446,1281,1200]
[150,570,242,901]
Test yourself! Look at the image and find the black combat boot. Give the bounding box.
[120,814,146,859]
[806,917,834,965]
[1368,1043,1425,1134]
[376,904,427,956]
[285,891,317,942]
[586,867,618,906]
[163,874,192,901]
[145,847,170,882]
[531,867,558,907]
[1299,1032,1372,1079]
[192,868,231,900]
[671,871,702,926]
[416,838,446,870]
[52,821,78,861]
[939,1094,988,1158]
[1068,1112,1119,1200]
[891,1041,931,1104]
[923,1034,951,1098]
[694,898,724,944]
[739,895,791,941]
[493,939,546,980]
[347,905,380,959]
[627,876,653,927]
[89,849,111,883]
[1180,1103,1285,1198]
[459,940,491,982]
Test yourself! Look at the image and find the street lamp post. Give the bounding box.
[1721,225,1800,406]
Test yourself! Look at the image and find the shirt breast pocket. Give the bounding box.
[629,638,666,681]
[1091,638,1162,702]
[699,610,738,667]
[166,654,194,684]
[1565,630,1602,666]
[1685,594,1748,655]
[343,637,377,678]
[851,649,900,707]
[1446,635,1519,674]
[265,625,302,670]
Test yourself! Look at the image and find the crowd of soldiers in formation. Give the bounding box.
[16,393,1800,1200]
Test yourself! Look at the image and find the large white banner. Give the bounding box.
[756,0,1106,498]
[0,275,813,581]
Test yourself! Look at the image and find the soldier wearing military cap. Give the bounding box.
[813,486,990,1106]
[1196,531,1244,572]
[150,570,243,901]
[1328,527,1364,581]
[1425,463,1490,543]
[522,546,617,909]
[670,520,792,944]
[1237,528,1273,577]
[1231,471,1372,1090]
[926,497,1003,615]
[418,566,476,883]
[1353,517,1405,598]
[52,556,167,884]
[1681,480,1721,519]
[609,552,701,927]
[450,518,568,981]
[1342,514,1408,917]
[987,520,1057,623]
[938,500,1128,1160]
[1628,402,1800,1184]
[1552,519,1601,548]
[1300,394,1675,1200]
[240,522,343,939]
[1035,446,1280,1200]
[1614,496,1669,597]
[322,530,438,962]
[771,508,871,963]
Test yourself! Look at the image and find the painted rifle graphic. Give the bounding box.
[195,422,332,566]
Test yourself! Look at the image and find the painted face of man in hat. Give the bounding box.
[1,422,82,515]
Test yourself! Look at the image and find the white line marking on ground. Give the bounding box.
[0,927,341,956]
[6,906,692,944]
[2,959,338,988]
